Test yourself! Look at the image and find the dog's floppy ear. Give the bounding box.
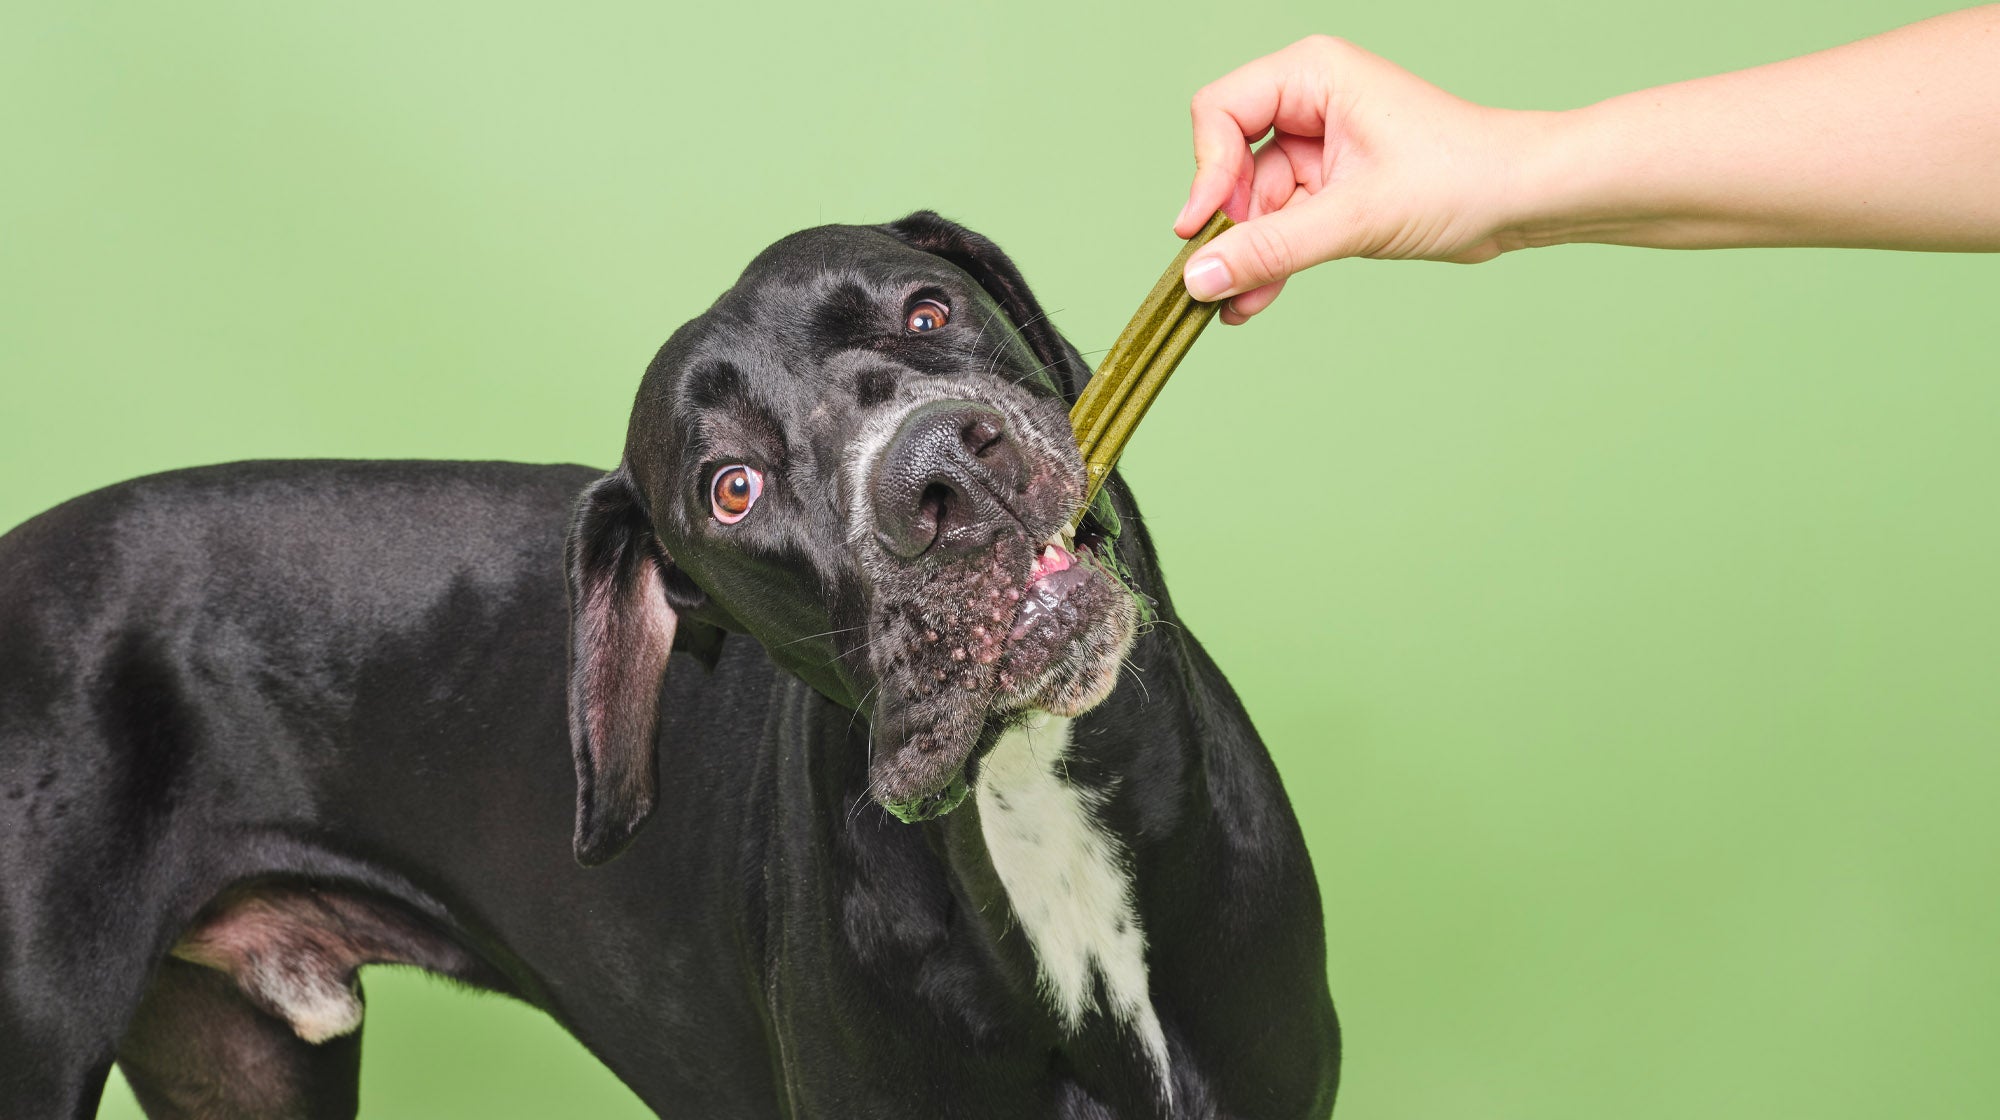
[565,469,676,867]
[883,211,1092,403]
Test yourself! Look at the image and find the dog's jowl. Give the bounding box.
[0,213,1338,1118]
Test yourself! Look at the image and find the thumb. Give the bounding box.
[1182,196,1356,302]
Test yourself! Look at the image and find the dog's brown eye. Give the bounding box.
[905,299,949,333]
[709,465,763,524]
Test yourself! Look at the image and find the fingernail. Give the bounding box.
[1174,197,1198,230]
[1184,255,1231,301]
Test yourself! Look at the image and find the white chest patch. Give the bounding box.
[977,713,1171,1093]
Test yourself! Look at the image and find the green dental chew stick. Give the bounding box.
[1068,211,1233,530]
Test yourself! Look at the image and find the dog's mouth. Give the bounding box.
[867,494,1138,823]
[1017,541,1087,637]
[1000,507,1128,695]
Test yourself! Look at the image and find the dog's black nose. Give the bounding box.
[871,400,1029,558]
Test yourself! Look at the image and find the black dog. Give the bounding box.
[0,214,1338,1118]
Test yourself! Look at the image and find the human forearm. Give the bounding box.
[1504,5,2000,252]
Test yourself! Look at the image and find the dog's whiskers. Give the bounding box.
[843,678,883,738]
[1119,656,1151,703]
[983,305,1061,384]
[844,771,890,829]
[1009,345,1108,389]
[778,624,869,648]
[820,627,897,671]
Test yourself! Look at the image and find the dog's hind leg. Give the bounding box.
[114,957,362,1120]
[0,764,165,1120]
[114,880,503,1119]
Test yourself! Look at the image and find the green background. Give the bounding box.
[3,2,1994,1116]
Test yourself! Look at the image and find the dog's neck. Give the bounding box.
[974,710,1175,1099]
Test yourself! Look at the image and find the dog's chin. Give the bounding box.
[867,542,1138,824]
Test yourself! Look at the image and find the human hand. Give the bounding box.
[1176,35,1543,323]
[1178,12,2000,324]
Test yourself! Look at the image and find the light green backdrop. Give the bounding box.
[3,2,1994,1117]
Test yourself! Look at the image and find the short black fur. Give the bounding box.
[0,214,1338,1119]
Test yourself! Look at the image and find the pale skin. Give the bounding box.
[1178,7,2000,324]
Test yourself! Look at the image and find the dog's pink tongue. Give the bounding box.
[1028,543,1073,585]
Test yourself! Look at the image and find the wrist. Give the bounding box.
[1489,104,1635,252]
[1492,95,1770,252]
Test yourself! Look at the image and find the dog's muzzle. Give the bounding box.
[852,394,1137,823]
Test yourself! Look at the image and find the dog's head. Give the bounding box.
[565,213,1141,864]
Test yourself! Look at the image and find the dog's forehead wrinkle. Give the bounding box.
[691,406,787,474]
[741,228,954,306]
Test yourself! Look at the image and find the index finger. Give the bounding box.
[1179,36,1343,238]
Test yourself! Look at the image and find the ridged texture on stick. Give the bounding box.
[1068,211,1232,528]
